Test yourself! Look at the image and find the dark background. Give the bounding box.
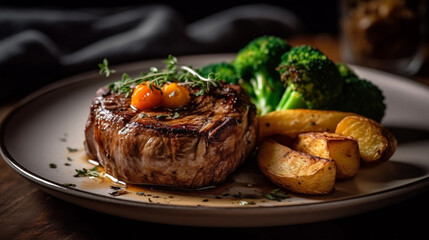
[0,0,341,34]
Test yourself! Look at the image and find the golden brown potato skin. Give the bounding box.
[257,138,336,195]
[294,132,360,179]
[258,109,358,141]
[335,116,397,164]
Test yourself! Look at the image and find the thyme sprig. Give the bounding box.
[74,166,99,178]
[98,58,116,77]
[100,55,219,97]
[264,189,290,201]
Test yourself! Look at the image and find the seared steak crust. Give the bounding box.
[84,83,257,189]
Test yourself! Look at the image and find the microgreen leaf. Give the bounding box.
[171,112,180,119]
[98,58,116,77]
[102,55,218,97]
[154,114,169,120]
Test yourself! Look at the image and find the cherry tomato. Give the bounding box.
[131,83,162,110]
[161,83,191,108]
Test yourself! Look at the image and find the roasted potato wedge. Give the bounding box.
[258,109,358,141]
[294,132,360,179]
[258,138,336,195]
[335,116,397,164]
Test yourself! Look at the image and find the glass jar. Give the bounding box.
[339,0,426,75]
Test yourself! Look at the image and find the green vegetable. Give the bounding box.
[98,58,116,77]
[101,55,219,97]
[74,167,99,177]
[67,147,78,152]
[264,188,290,201]
[232,36,291,115]
[198,61,256,101]
[276,45,343,111]
[336,62,358,80]
[333,63,386,122]
[198,62,239,84]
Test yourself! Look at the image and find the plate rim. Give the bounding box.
[1,53,429,226]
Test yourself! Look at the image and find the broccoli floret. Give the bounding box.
[232,35,291,115]
[198,61,256,103]
[334,63,386,122]
[276,45,343,110]
[199,62,239,84]
[337,62,359,79]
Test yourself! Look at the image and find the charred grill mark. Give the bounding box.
[208,117,236,141]
[136,122,201,137]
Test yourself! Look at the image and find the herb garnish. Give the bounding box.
[152,112,181,121]
[171,112,180,119]
[264,189,290,201]
[109,190,127,196]
[154,114,169,120]
[49,163,57,168]
[100,55,218,97]
[74,167,99,177]
[67,147,78,152]
[98,58,116,77]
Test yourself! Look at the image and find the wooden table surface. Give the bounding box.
[1,35,428,239]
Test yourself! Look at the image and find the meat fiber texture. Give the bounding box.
[84,83,258,189]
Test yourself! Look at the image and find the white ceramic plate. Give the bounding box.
[1,54,429,227]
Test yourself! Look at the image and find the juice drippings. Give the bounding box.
[71,149,291,207]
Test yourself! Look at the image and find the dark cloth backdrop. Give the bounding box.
[0,4,303,101]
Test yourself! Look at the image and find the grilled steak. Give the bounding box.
[84,83,257,189]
